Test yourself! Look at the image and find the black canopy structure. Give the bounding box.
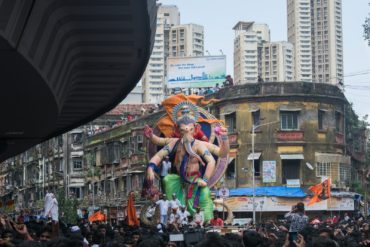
[0,0,157,161]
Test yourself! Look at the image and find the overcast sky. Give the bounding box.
[159,0,370,118]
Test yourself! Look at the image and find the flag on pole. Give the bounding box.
[307,178,331,206]
[127,192,139,226]
[88,210,106,222]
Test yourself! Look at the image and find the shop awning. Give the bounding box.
[247,152,262,160]
[230,186,306,198]
[280,154,304,160]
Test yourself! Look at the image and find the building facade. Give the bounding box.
[169,23,204,57]
[261,42,295,82]
[287,0,313,82]
[233,22,270,84]
[208,82,351,190]
[287,0,343,84]
[311,0,343,84]
[142,5,180,104]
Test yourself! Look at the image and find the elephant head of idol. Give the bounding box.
[173,103,204,164]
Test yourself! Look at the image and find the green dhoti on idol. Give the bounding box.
[142,94,230,223]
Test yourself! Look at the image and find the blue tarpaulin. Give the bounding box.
[229,186,307,198]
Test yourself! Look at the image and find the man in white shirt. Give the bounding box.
[160,156,172,191]
[177,206,190,227]
[191,207,204,228]
[169,208,180,232]
[169,193,182,210]
[155,194,169,225]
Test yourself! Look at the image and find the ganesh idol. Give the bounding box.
[142,94,230,222]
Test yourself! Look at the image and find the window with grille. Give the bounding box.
[280,111,299,130]
[316,162,331,177]
[73,157,83,170]
[339,163,350,183]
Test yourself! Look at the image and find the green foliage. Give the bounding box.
[87,166,101,178]
[352,181,365,195]
[56,189,79,224]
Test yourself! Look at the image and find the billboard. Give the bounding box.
[167,55,226,88]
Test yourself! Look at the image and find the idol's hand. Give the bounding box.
[147,167,155,181]
[144,125,153,139]
[214,126,228,137]
[197,178,207,187]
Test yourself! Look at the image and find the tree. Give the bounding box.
[56,189,79,224]
[364,2,370,46]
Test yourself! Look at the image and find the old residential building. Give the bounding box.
[207,82,351,190]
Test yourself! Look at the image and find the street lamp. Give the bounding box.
[251,120,279,223]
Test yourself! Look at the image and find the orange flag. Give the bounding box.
[88,210,106,222]
[127,192,139,226]
[307,178,331,206]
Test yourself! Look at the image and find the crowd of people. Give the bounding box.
[0,201,370,247]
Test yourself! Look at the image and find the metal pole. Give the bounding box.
[223,196,225,221]
[252,125,256,224]
[43,157,45,197]
[92,165,95,209]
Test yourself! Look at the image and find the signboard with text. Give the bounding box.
[167,55,226,88]
[220,196,354,212]
[276,131,304,141]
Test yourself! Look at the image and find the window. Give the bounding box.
[70,187,82,199]
[73,157,82,170]
[335,111,343,132]
[225,112,236,133]
[226,159,236,179]
[316,162,331,177]
[318,110,325,130]
[280,111,299,130]
[254,159,261,177]
[339,163,350,183]
[252,110,260,127]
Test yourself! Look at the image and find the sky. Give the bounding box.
[159,0,370,118]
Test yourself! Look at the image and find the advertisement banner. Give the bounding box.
[222,196,353,212]
[167,56,226,88]
[262,161,276,183]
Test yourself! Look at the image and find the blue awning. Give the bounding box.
[229,186,307,198]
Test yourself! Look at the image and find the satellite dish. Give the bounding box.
[306,162,314,170]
